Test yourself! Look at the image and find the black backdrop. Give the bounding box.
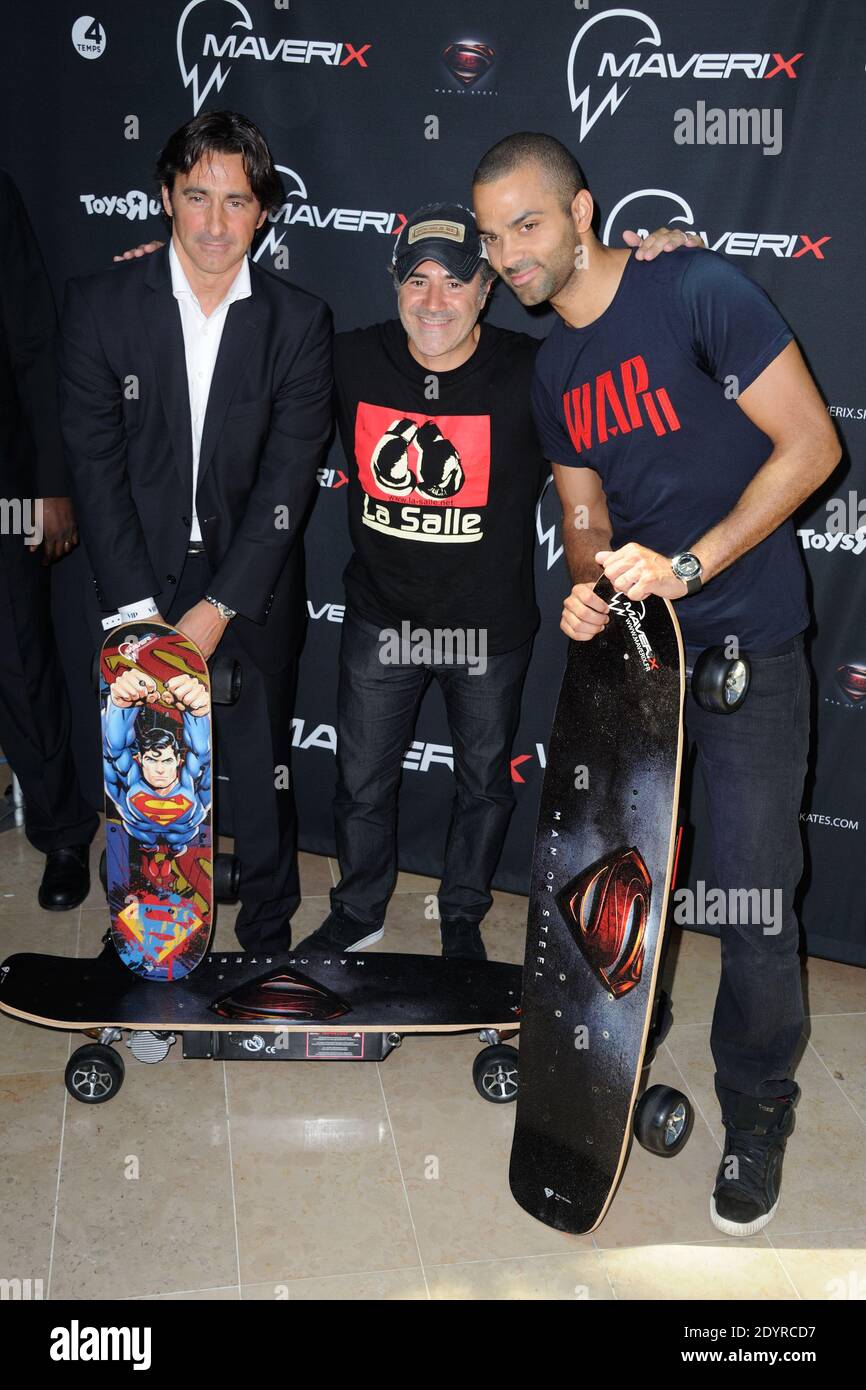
[4,1,864,964]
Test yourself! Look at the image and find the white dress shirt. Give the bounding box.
[115,242,251,624]
[168,238,252,541]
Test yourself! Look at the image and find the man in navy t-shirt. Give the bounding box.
[473,133,840,1238]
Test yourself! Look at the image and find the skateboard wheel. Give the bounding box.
[98,849,107,893]
[691,647,751,714]
[210,656,242,706]
[65,1044,125,1104]
[214,853,241,903]
[633,1084,693,1156]
[473,1044,519,1104]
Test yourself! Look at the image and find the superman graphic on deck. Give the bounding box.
[100,624,215,980]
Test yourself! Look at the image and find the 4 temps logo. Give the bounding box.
[177,0,370,114]
[603,189,829,261]
[568,8,802,141]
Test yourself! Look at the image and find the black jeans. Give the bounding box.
[682,635,810,1116]
[331,608,533,928]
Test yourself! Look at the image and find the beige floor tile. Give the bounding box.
[802,954,866,1018]
[0,829,56,911]
[51,1059,236,1300]
[0,894,80,957]
[0,1071,65,1284]
[664,1023,866,1236]
[589,1045,728,1249]
[427,1250,614,1300]
[297,852,334,897]
[132,1285,240,1300]
[242,1268,428,1300]
[393,869,440,895]
[483,890,529,965]
[598,1234,797,1300]
[766,1228,866,1300]
[0,1011,70,1077]
[806,1016,866,1119]
[658,927,721,1026]
[380,1031,581,1264]
[227,1060,419,1283]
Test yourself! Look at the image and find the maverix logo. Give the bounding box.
[607,592,659,673]
[253,166,405,263]
[562,353,680,456]
[603,189,829,262]
[568,8,802,141]
[177,0,370,114]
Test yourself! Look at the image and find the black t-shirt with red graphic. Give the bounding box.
[333,319,549,653]
[532,247,810,649]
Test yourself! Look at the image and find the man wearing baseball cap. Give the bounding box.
[115,196,698,958]
[297,201,701,958]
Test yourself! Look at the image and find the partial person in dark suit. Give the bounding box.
[0,169,99,909]
[58,112,333,950]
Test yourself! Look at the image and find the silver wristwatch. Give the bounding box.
[671,552,703,595]
[205,595,237,621]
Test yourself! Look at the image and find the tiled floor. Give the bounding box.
[0,828,864,1301]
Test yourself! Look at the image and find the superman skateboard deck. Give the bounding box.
[100,620,214,981]
[509,576,685,1233]
[0,948,522,1104]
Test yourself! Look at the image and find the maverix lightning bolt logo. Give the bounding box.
[253,165,405,263]
[567,8,802,141]
[607,592,659,673]
[602,189,830,262]
[177,0,370,114]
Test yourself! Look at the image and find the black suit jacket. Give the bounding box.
[58,244,332,672]
[0,169,69,498]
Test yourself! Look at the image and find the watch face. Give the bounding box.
[675,553,701,579]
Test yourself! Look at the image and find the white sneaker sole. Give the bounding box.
[710,1193,779,1238]
[343,927,384,951]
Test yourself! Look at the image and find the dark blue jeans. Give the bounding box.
[683,635,810,1115]
[331,609,533,928]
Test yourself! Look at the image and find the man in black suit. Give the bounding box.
[58,112,333,951]
[0,170,98,908]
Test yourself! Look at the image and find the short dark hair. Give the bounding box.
[473,132,589,212]
[155,110,284,218]
[138,727,180,757]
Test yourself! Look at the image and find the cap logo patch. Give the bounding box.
[407,220,465,245]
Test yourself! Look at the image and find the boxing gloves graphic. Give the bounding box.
[370,418,417,493]
[370,418,465,500]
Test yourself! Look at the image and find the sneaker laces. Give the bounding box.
[719,1124,781,1205]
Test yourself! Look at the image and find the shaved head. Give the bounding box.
[473,132,589,212]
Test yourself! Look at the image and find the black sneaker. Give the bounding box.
[710,1086,799,1237]
[295,908,383,954]
[440,918,487,961]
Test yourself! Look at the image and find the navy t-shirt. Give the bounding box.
[531,247,809,648]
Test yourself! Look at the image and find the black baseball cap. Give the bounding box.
[392,202,487,284]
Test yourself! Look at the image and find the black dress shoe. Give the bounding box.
[38,845,91,911]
